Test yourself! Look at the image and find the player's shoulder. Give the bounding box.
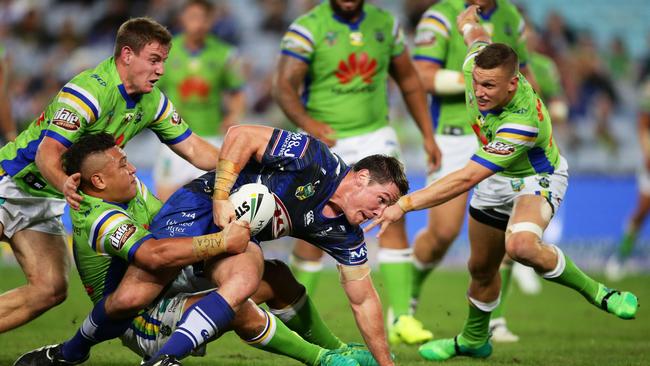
[205,35,236,52]
[364,3,395,22]
[496,0,524,20]
[419,0,460,32]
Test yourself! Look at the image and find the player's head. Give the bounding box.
[62,133,138,203]
[344,155,408,225]
[114,17,172,94]
[472,43,519,111]
[330,0,364,21]
[180,0,214,40]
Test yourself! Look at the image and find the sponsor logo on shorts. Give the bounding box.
[510,178,525,192]
[349,244,368,263]
[482,141,515,156]
[270,130,309,158]
[537,175,550,189]
[110,223,136,250]
[52,108,80,131]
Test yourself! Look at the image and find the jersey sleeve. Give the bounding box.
[135,177,163,223]
[260,129,327,171]
[147,89,192,145]
[413,6,453,65]
[462,42,487,83]
[511,9,529,66]
[44,78,102,148]
[471,121,539,172]
[389,15,406,58]
[280,15,317,64]
[88,210,153,262]
[325,241,368,266]
[221,48,246,91]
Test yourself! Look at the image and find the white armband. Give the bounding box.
[434,69,465,95]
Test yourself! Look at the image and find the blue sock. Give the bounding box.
[61,297,133,361]
[153,292,234,359]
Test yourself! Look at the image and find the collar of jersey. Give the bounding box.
[101,198,129,210]
[464,2,498,21]
[117,84,143,109]
[331,8,366,31]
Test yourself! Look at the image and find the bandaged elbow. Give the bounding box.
[434,69,465,95]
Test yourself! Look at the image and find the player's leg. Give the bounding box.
[419,214,504,361]
[152,242,265,359]
[607,190,650,280]
[411,192,468,312]
[487,254,520,343]
[289,239,325,295]
[508,195,638,319]
[0,228,69,332]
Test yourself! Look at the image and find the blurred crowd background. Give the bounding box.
[1,0,650,269]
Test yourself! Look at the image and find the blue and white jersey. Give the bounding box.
[149,128,368,266]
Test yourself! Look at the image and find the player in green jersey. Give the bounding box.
[606,78,650,281]
[275,0,440,345]
[14,133,364,366]
[367,6,638,361]
[0,43,16,143]
[410,0,538,342]
[154,0,246,201]
[0,17,218,333]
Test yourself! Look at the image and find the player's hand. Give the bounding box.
[364,204,405,238]
[303,119,337,147]
[64,173,83,210]
[457,4,480,32]
[222,220,251,254]
[424,137,442,173]
[213,199,236,229]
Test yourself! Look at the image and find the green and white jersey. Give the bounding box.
[0,57,191,198]
[413,0,528,135]
[72,178,161,304]
[464,42,560,178]
[529,52,562,101]
[280,3,405,138]
[157,34,245,137]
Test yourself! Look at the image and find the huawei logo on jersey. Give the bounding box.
[271,193,292,238]
[179,76,210,100]
[335,52,377,84]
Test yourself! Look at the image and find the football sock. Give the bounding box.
[245,308,324,366]
[154,291,234,359]
[411,257,437,305]
[270,290,345,350]
[62,297,132,361]
[542,245,599,303]
[289,254,323,295]
[378,248,413,318]
[618,228,637,260]
[491,262,513,319]
[459,298,496,347]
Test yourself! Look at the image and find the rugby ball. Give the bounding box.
[228,183,275,236]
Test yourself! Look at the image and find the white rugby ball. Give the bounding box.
[228,183,275,236]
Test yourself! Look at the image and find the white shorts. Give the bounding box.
[120,267,215,358]
[637,163,650,195]
[427,134,478,184]
[470,156,569,218]
[153,136,222,187]
[330,126,402,164]
[0,175,66,238]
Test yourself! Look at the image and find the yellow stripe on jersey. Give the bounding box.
[421,18,449,37]
[89,211,129,254]
[496,132,537,142]
[153,94,173,123]
[284,32,314,53]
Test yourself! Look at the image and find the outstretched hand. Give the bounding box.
[364,204,406,238]
[64,173,83,210]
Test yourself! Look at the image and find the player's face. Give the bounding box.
[472,65,518,111]
[330,0,364,20]
[181,4,212,40]
[101,147,138,203]
[346,177,400,226]
[467,0,496,10]
[126,41,169,94]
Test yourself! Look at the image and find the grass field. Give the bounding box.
[0,266,648,366]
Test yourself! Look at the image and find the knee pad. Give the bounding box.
[505,222,544,242]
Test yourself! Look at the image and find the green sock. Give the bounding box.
[491,263,513,319]
[411,260,435,301]
[277,294,345,350]
[545,249,599,303]
[459,303,490,347]
[618,228,637,260]
[247,310,324,366]
[289,256,322,295]
[380,260,413,317]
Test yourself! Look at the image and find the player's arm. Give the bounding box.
[367,160,493,236]
[639,111,650,169]
[457,5,491,47]
[339,264,394,366]
[221,89,246,133]
[390,50,441,172]
[414,60,466,96]
[168,132,220,171]
[37,137,83,208]
[273,55,336,146]
[212,125,275,227]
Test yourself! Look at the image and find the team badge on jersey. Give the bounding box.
[483,141,515,156]
[52,108,81,131]
[374,30,385,42]
[109,223,137,250]
[326,31,338,46]
[349,31,364,46]
[270,130,309,158]
[295,181,318,200]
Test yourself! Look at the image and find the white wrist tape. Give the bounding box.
[434,69,465,95]
[462,23,476,38]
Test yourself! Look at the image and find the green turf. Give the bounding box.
[0,266,648,365]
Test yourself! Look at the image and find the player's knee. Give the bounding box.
[467,259,497,284]
[107,290,150,316]
[29,272,69,309]
[505,232,537,262]
[263,260,304,304]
